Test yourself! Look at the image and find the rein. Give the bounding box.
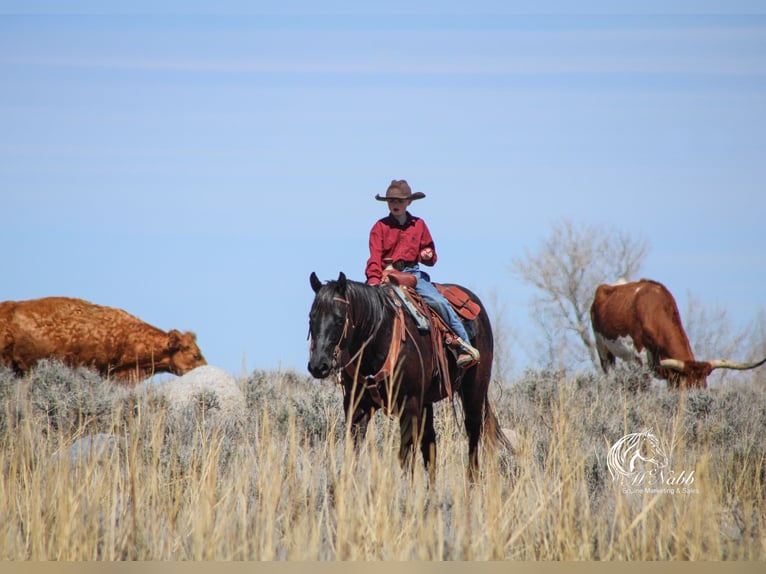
[338,291,408,414]
[310,286,411,413]
[331,295,377,373]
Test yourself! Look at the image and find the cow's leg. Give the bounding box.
[594,332,616,372]
[639,350,655,390]
[599,350,616,372]
[599,334,644,370]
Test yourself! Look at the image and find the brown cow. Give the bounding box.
[0,296,206,383]
[590,279,766,388]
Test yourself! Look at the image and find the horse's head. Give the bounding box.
[308,271,349,379]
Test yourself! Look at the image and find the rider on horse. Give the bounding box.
[365,179,481,368]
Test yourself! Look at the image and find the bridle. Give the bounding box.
[309,284,424,414]
[309,294,376,375]
[333,295,381,373]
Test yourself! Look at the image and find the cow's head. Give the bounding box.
[657,360,714,389]
[660,357,766,389]
[167,330,207,375]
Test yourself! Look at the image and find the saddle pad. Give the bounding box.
[434,284,481,321]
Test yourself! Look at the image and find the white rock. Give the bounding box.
[56,433,121,465]
[501,427,521,453]
[149,365,245,422]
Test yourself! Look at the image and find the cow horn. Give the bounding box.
[659,358,685,371]
[708,356,766,371]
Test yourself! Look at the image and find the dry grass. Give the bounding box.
[0,360,764,560]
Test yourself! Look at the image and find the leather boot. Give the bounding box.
[454,337,480,368]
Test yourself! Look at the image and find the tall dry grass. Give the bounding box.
[0,360,764,560]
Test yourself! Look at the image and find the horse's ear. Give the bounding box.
[310,272,323,293]
[337,272,347,293]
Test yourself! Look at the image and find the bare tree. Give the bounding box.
[682,292,746,386]
[746,309,766,386]
[684,296,766,387]
[485,289,516,385]
[511,219,649,371]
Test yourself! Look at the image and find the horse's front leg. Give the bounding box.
[399,397,437,481]
[343,379,372,445]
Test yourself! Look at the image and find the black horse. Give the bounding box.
[308,271,509,479]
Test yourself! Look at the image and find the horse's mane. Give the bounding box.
[316,278,393,338]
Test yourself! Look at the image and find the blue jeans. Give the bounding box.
[402,266,472,343]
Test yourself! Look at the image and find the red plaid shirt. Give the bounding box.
[365,213,437,285]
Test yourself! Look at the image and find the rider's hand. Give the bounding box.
[420,247,434,262]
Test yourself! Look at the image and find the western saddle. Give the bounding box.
[341,269,480,412]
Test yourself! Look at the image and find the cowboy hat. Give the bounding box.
[375,179,426,201]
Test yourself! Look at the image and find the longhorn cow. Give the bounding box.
[589,279,766,388]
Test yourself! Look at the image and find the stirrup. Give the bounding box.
[456,352,477,369]
[452,337,480,368]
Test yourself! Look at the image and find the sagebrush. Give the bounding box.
[0,360,764,559]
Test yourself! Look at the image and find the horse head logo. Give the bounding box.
[607,429,669,485]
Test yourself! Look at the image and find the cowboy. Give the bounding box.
[365,179,481,368]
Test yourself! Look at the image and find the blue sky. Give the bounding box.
[2,1,765,379]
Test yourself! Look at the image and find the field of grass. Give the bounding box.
[1,360,764,560]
